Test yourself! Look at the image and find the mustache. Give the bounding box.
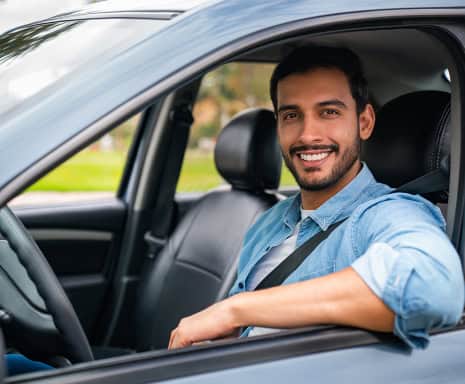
[289,144,338,156]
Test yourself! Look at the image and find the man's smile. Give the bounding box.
[290,145,338,168]
[299,152,330,162]
[297,150,332,166]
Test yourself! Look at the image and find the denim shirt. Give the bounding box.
[229,165,464,348]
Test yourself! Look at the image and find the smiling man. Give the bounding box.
[168,46,464,349]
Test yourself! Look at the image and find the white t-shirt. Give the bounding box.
[248,208,313,337]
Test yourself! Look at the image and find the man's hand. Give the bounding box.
[168,299,241,349]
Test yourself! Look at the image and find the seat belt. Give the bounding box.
[144,104,193,259]
[395,154,449,195]
[255,161,450,291]
[255,219,346,290]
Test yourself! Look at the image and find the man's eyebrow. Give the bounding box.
[318,99,348,109]
[277,104,299,114]
[277,100,348,114]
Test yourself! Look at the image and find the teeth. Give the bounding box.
[299,152,330,161]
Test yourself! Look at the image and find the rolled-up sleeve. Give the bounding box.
[350,197,464,348]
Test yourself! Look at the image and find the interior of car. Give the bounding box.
[3,20,463,378]
[117,26,455,352]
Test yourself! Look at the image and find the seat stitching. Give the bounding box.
[436,105,450,170]
[432,103,449,170]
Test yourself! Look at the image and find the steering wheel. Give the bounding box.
[0,206,93,364]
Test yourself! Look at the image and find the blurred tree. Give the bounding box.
[191,62,274,148]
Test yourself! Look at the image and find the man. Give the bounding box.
[168,46,464,349]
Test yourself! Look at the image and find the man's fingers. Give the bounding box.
[168,327,189,349]
[169,327,195,349]
[168,328,177,349]
[167,302,238,350]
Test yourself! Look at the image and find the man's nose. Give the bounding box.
[299,116,325,141]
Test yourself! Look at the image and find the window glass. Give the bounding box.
[10,114,140,207]
[177,62,297,192]
[0,19,167,118]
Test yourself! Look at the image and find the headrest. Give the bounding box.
[214,108,282,191]
[362,91,450,191]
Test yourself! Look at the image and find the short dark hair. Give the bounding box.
[270,45,369,115]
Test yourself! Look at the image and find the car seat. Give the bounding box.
[362,90,450,205]
[132,108,283,350]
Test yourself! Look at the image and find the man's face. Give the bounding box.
[276,67,373,192]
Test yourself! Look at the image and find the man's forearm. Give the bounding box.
[169,267,394,349]
[230,266,394,332]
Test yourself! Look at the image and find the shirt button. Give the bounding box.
[238,282,244,289]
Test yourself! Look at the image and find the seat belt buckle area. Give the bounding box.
[144,232,167,259]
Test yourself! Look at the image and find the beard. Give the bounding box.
[282,135,361,191]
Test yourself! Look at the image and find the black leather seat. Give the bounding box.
[362,90,450,203]
[132,108,282,350]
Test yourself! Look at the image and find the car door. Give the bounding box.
[0,14,179,347]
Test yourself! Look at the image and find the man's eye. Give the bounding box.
[321,109,340,117]
[283,112,298,120]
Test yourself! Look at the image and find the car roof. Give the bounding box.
[0,0,463,204]
[57,0,214,17]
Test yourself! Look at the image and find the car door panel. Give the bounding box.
[155,330,465,384]
[19,327,465,384]
[12,198,126,340]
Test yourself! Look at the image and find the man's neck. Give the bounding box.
[300,161,362,210]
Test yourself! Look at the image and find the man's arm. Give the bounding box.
[169,198,464,350]
[168,267,393,349]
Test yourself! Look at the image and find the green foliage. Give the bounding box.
[189,121,219,148]
[191,62,275,148]
[107,116,139,150]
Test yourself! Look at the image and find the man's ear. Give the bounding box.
[359,104,375,140]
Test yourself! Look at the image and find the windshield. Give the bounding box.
[0,18,168,117]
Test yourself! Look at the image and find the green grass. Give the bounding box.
[177,151,297,191]
[29,150,126,192]
[29,149,297,193]
[280,166,298,187]
[178,152,223,192]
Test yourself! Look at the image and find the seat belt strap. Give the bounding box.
[395,167,448,195]
[255,219,346,290]
[144,104,193,259]
[397,154,449,194]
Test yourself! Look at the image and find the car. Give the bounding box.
[0,0,465,382]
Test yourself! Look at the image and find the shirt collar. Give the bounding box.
[283,163,379,231]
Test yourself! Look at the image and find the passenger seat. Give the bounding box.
[362,90,450,207]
